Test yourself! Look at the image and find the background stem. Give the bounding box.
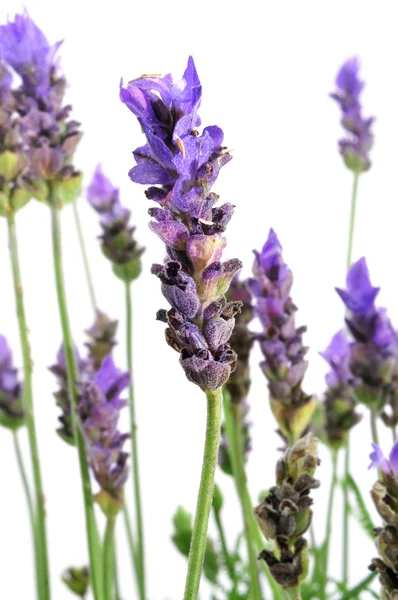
[320,449,338,600]
[103,517,116,600]
[125,283,146,600]
[50,202,103,600]
[72,200,97,311]
[342,171,360,589]
[183,388,222,600]
[7,213,50,600]
[213,505,235,582]
[222,391,262,600]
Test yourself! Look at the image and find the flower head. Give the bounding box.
[331,57,374,173]
[79,356,130,503]
[0,334,25,427]
[320,330,353,388]
[336,258,397,408]
[121,57,240,391]
[248,229,314,441]
[0,11,61,98]
[87,165,144,282]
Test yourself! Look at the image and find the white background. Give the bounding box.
[0,0,397,598]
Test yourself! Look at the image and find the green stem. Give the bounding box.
[320,450,338,600]
[342,172,360,590]
[125,283,146,600]
[123,504,139,583]
[72,200,97,312]
[223,392,262,600]
[212,505,235,582]
[284,587,302,600]
[113,527,121,600]
[103,517,116,600]
[346,173,359,272]
[183,388,222,600]
[336,571,377,600]
[50,201,103,600]
[13,430,41,595]
[370,410,380,446]
[7,213,50,600]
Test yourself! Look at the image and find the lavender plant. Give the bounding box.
[1,11,395,600]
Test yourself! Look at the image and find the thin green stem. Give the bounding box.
[103,520,115,600]
[50,201,103,600]
[370,410,380,446]
[342,172,360,590]
[223,392,262,600]
[336,571,377,600]
[183,388,222,600]
[284,588,302,600]
[123,504,139,583]
[320,450,338,600]
[212,505,235,582]
[72,200,97,312]
[125,283,146,600]
[346,173,359,272]
[13,429,41,595]
[103,517,116,600]
[113,527,121,600]
[7,213,50,600]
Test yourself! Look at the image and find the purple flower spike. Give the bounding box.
[331,57,374,173]
[79,355,130,501]
[336,259,398,408]
[86,166,144,282]
[248,229,314,441]
[121,57,240,391]
[319,330,361,446]
[0,334,24,427]
[0,11,61,98]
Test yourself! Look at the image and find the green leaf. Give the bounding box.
[213,483,223,514]
[171,506,192,557]
[347,473,375,538]
[203,537,219,583]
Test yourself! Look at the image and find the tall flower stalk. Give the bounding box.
[331,55,374,589]
[0,12,104,598]
[120,57,241,598]
[86,165,146,599]
[0,21,51,597]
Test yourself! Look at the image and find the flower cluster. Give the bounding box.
[0,334,25,429]
[336,258,398,410]
[0,12,82,208]
[254,434,320,592]
[120,57,241,391]
[320,330,361,447]
[219,277,253,475]
[78,355,130,504]
[248,229,314,442]
[85,309,118,371]
[331,57,374,173]
[87,166,144,282]
[369,440,398,598]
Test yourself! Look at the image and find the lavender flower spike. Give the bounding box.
[331,57,374,173]
[78,355,130,511]
[248,229,314,442]
[121,57,241,391]
[87,165,144,283]
[0,11,82,205]
[0,334,25,429]
[336,258,398,410]
[319,330,361,447]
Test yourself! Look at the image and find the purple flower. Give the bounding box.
[320,330,353,389]
[331,57,374,173]
[86,166,144,282]
[320,331,361,446]
[79,356,130,500]
[368,441,398,476]
[0,11,61,98]
[0,334,25,426]
[85,310,118,371]
[0,12,82,193]
[248,229,314,441]
[336,258,397,406]
[121,58,240,391]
